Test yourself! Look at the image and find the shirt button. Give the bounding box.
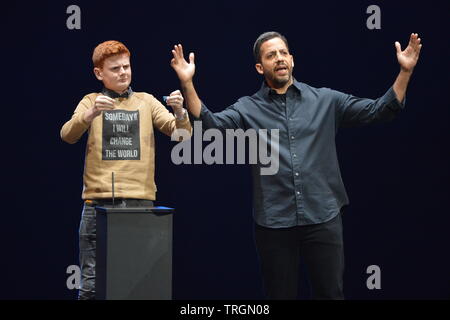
[291,136,295,140]
[295,172,299,176]
[296,191,300,195]
[293,154,297,158]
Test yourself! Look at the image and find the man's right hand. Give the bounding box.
[83,95,115,123]
[170,44,196,84]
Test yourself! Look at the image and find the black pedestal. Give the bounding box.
[95,206,174,300]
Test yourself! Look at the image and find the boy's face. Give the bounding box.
[94,53,132,94]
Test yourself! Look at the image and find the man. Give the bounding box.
[61,40,191,299]
[170,32,421,299]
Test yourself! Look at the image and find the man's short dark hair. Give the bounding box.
[253,31,289,63]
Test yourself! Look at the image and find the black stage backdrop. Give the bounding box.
[1,0,449,300]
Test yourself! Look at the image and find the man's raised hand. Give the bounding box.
[170,44,196,83]
[395,33,422,73]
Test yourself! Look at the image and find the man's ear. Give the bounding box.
[291,55,294,69]
[93,67,103,81]
[255,63,264,75]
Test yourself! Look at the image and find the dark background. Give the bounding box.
[1,0,449,300]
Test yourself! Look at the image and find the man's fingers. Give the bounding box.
[172,44,190,64]
[415,36,422,51]
[171,50,177,61]
[412,33,418,45]
[175,44,184,59]
[395,41,401,54]
[416,42,423,56]
[173,45,180,59]
[409,33,422,53]
[410,33,422,49]
[171,46,179,61]
[171,44,195,65]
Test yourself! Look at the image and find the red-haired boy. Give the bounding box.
[61,40,191,299]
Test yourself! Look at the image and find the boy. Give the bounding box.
[61,40,191,299]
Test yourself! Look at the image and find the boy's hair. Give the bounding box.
[92,40,131,68]
[253,31,289,63]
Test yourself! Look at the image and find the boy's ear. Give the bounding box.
[93,67,103,81]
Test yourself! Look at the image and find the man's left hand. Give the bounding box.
[395,33,422,73]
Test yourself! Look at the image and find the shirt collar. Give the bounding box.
[259,78,302,98]
[101,86,133,99]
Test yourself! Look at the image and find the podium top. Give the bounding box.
[95,206,174,214]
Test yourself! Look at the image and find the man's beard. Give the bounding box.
[268,72,291,89]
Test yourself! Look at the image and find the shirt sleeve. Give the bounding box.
[60,95,93,144]
[197,101,244,131]
[334,86,405,128]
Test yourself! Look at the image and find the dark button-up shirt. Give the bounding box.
[199,79,404,228]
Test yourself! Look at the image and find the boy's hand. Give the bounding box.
[165,90,185,119]
[84,95,115,123]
